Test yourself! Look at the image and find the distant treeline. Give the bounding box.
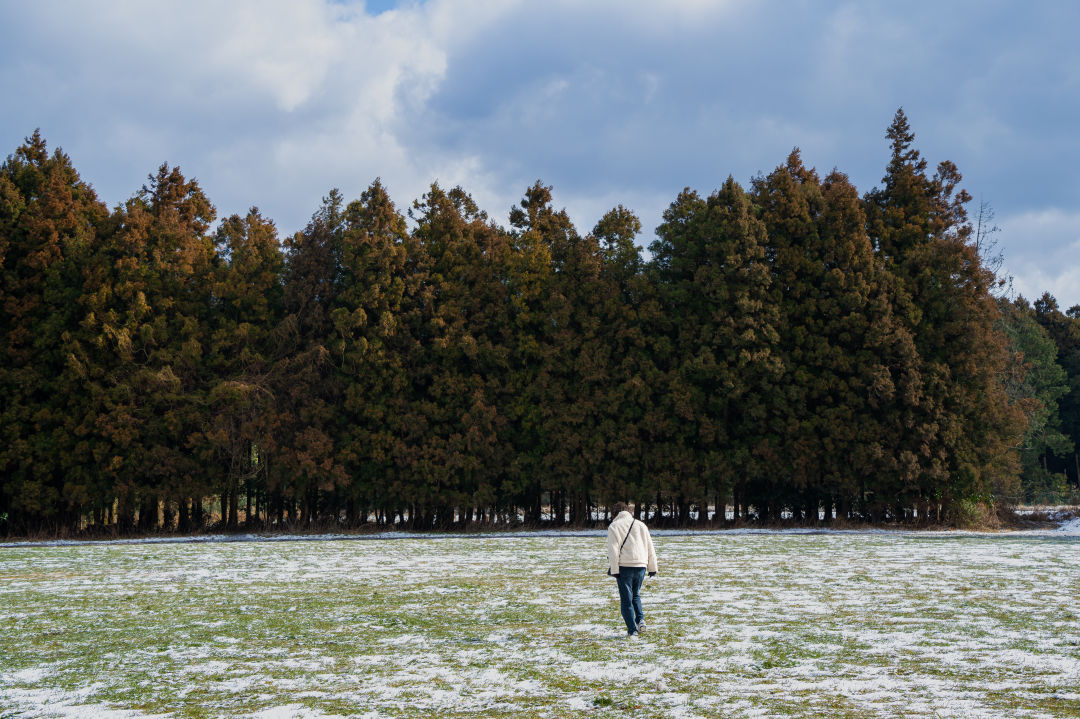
[2,110,1078,536]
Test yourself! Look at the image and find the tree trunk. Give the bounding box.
[300,491,311,525]
[571,493,584,527]
[178,499,190,533]
[253,487,261,528]
[228,477,239,530]
[116,492,133,531]
[137,495,156,532]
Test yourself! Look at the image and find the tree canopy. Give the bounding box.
[2,112,1076,535]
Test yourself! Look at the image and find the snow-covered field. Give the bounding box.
[1,528,1078,718]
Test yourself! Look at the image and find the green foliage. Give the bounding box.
[997,297,1074,503]
[949,498,993,529]
[1033,293,1080,497]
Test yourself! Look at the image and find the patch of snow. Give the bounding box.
[1055,516,1080,534]
[249,705,349,719]
[0,687,170,719]
[5,519,1080,549]
[7,667,49,683]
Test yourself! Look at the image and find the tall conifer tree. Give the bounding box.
[865,110,1025,511]
[589,207,657,512]
[78,164,218,530]
[753,153,923,520]
[402,184,511,526]
[651,177,781,522]
[205,208,284,529]
[0,132,109,532]
[276,191,348,524]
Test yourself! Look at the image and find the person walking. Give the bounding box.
[607,502,658,637]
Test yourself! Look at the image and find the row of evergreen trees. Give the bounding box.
[2,111,1078,535]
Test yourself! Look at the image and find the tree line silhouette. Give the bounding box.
[2,110,1078,535]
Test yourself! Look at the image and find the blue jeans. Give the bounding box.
[615,566,646,634]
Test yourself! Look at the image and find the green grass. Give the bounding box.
[1,532,1078,718]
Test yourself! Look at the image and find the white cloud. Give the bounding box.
[205,2,346,112]
[3,0,1080,285]
[3,0,460,228]
[999,208,1080,308]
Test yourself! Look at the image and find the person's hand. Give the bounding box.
[648,571,657,577]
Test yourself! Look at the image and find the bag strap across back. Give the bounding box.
[617,519,636,560]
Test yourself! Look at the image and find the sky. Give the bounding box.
[2,0,1078,307]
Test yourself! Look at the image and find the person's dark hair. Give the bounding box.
[612,501,629,515]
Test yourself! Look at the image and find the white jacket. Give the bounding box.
[607,511,658,575]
